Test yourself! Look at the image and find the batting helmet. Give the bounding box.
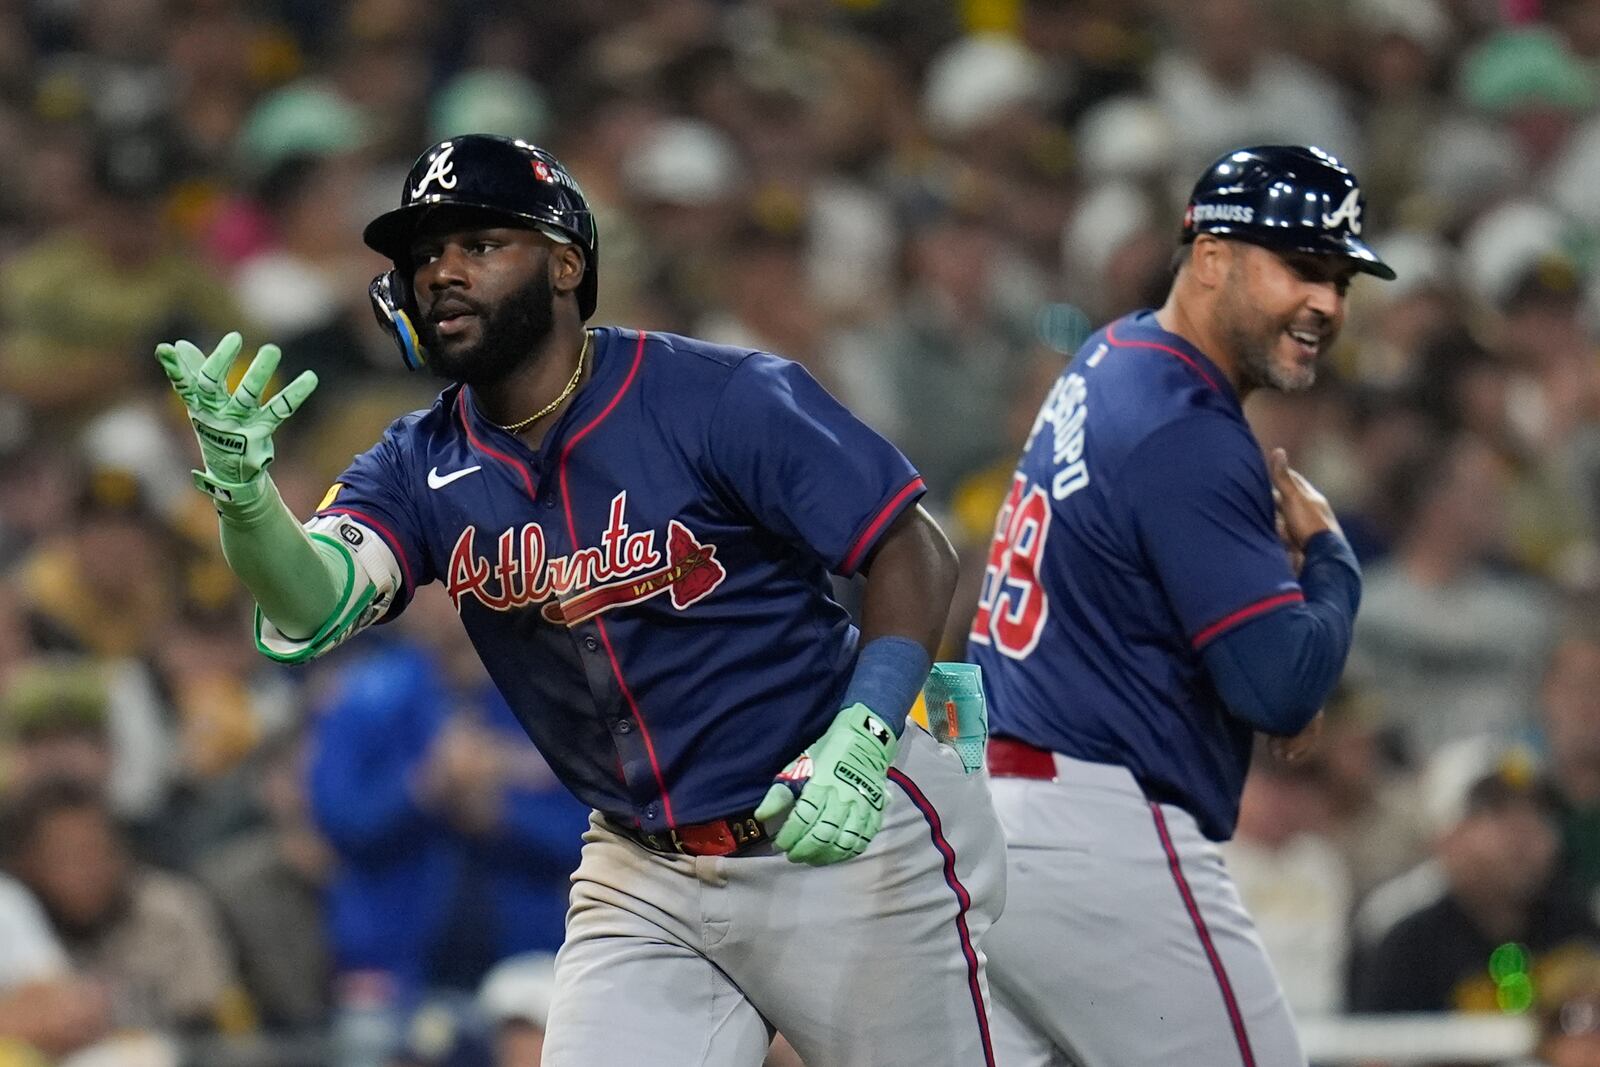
[363,135,600,370]
[1181,145,1395,281]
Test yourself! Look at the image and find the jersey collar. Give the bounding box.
[1116,310,1241,411]
[457,326,625,463]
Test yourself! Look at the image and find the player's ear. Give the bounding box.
[551,244,586,300]
[1188,234,1232,289]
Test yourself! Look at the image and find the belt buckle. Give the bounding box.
[674,822,735,856]
[637,815,767,857]
[636,830,682,854]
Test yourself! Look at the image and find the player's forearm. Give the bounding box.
[1200,534,1361,734]
[1298,530,1362,616]
[848,505,955,732]
[215,476,346,641]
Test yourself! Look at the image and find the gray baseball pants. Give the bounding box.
[542,726,1007,1067]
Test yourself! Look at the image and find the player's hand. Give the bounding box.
[1269,710,1323,763]
[755,703,898,866]
[1268,448,1342,550]
[155,332,318,504]
[1273,490,1306,574]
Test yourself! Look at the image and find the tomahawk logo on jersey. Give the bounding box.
[262,327,927,834]
[968,310,1305,841]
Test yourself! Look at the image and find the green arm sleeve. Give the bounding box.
[215,475,346,641]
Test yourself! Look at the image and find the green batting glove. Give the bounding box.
[755,703,899,866]
[154,333,318,507]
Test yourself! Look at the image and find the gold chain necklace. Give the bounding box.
[489,331,590,434]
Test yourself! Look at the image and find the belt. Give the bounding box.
[612,810,770,857]
[986,737,1194,812]
[986,736,1058,779]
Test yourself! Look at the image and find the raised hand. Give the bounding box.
[1268,447,1342,550]
[155,332,318,504]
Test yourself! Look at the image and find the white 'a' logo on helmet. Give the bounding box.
[411,146,458,200]
[1321,188,1362,234]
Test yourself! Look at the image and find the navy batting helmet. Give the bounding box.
[364,135,599,369]
[1181,145,1395,281]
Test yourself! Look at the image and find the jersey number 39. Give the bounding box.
[970,474,1050,659]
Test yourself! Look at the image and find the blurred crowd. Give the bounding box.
[3,0,1600,1065]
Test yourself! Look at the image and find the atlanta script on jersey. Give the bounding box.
[264,328,926,832]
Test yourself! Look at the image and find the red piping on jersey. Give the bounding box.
[317,506,416,598]
[839,476,925,576]
[1105,322,1221,393]
[1191,590,1304,650]
[557,332,678,827]
[888,768,996,1067]
[1149,802,1258,1067]
[457,392,537,499]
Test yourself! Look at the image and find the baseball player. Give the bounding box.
[968,146,1390,1066]
[155,134,1004,1067]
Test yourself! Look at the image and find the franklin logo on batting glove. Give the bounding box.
[756,702,899,865]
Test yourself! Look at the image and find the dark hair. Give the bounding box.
[0,777,108,865]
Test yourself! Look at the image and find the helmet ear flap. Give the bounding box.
[368,270,426,371]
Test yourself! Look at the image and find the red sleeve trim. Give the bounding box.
[317,506,417,604]
[1191,589,1304,650]
[839,476,926,577]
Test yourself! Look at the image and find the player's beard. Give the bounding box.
[420,263,555,389]
[1216,264,1320,394]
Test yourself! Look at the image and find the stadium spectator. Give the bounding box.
[1350,738,1600,1014]
[1224,740,1355,1018]
[0,128,246,426]
[195,726,333,1033]
[14,469,178,661]
[1531,945,1600,1067]
[0,871,112,1059]
[0,777,238,1034]
[1352,434,1557,761]
[0,656,172,842]
[308,592,590,1062]
[1540,616,1600,917]
[1316,682,1432,903]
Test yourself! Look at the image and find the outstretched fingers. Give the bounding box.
[226,344,282,413]
[196,332,245,388]
[262,370,319,428]
[154,343,194,391]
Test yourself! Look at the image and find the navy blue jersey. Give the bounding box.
[967,310,1304,840]
[305,328,924,832]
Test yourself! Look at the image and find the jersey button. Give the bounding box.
[645,804,658,820]
[542,495,556,508]
[614,719,632,734]
[583,635,599,651]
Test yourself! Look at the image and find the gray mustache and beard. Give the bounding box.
[418,260,555,389]
[1215,260,1333,394]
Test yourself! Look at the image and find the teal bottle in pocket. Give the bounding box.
[922,663,988,774]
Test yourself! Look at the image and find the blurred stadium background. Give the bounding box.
[3,0,1600,1064]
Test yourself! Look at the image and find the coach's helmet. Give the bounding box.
[1180,145,1395,281]
[363,134,600,370]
